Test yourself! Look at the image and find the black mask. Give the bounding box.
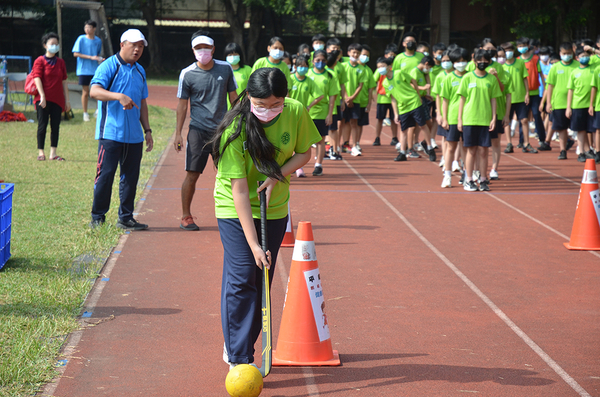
[477,62,489,71]
[406,41,417,51]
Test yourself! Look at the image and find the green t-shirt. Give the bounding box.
[373,69,391,104]
[591,68,600,111]
[289,74,323,108]
[457,71,503,126]
[252,57,292,87]
[487,61,511,119]
[430,64,444,88]
[408,66,427,97]
[358,65,377,107]
[342,62,368,99]
[392,52,423,71]
[440,71,464,125]
[502,58,529,104]
[432,70,450,118]
[382,70,422,114]
[214,97,321,220]
[546,60,580,110]
[567,65,595,109]
[228,65,252,109]
[326,64,346,115]
[307,68,339,119]
[589,55,600,69]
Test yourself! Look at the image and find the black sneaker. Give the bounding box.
[394,152,407,161]
[373,137,381,146]
[313,166,323,176]
[516,143,524,149]
[478,180,490,191]
[117,218,148,230]
[523,144,538,153]
[586,150,596,160]
[577,153,587,162]
[558,150,567,160]
[408,149,421,159]
[390,137,399,146]
[504,143,513,153]
[463,180,478,192]
[538,142,552,151]
[566,139,575,151]
[459,171,465,185]
[596,152,600,163]
[89,219,104,229]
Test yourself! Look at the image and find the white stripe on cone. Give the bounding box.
[292,240,317,262]
[582,170,598,184]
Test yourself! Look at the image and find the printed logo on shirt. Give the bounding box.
[574,73,581,78]
[281,132,291,145]
[292,85,298,91]
[468,82,477,88]
[217,76,223,81]
[452,81,460,87]
[557,70,564,74]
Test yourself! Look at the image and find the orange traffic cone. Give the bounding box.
[273,221,341,366]
[281,203,295,247]
[564,159,600,250]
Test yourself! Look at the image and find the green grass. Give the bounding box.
[0,106,174,396]
[67,70,179,86]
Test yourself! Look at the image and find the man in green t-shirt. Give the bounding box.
[341,43,368,157]
[408,56,437,161]
[392,32,424,72]
[357,45,377,148]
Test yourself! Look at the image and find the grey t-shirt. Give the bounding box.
[177,60,237,132]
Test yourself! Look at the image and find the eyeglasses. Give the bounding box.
[250,102,284,114]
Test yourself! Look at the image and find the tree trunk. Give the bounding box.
[366,0,379,44]
[351,0,367,43]
[220,0,247,60]
[139,0,162,72]
[247,4,264,64]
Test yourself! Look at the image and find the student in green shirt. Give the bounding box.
[357,44,376,147]
[433,48,454,173]
[308,50,339,174]
[408,56,437,161]
[441,47,469,188]
[373,55,398,146]
[457,49,502,192]
[589,64,600,163]
[211,67,321,369]
[392,32,424,72]
[252,36,292,87]
[326,38,346,156]
[566,47,597,162]
[545,42,580,160]
[341,43,368,157]
[225,42,252,109]
[429,42,447,149]
[308,33,326,67]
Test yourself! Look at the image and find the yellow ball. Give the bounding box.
[225,364,263,397]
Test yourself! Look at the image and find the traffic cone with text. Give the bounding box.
[564,159,600,250]
[273,221,341,366]
[281,203,295,247]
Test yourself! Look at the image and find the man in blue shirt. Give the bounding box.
[89,29,153,230]
[72,20,103,122]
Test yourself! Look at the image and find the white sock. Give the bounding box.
[427,145,433,151]
[444,170,451,177]
[315,163,321,167]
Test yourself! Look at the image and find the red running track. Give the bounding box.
[43,87,600,396]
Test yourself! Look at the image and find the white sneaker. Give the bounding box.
[351,146,361,156]
[296,168,306,177]
[83,112,90,122]
[441,175,452,188]
[438,156,445,167]
[529,121,536,131]
[356,143,362,152]
[383,118,391,126]
[415,143,424,152]
[490,169,499,180]
[430,138,438,149]
[452,161,460,172]
[472,170,480,181]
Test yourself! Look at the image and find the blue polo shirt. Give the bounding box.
[91,53,148,143]
[72,35,103,76]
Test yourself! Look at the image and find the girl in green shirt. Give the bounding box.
[224,42,252,109]
[211,68,321,368]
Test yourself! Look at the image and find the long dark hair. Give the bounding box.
[211,68,289,182]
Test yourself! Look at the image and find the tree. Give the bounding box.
[350,0,367,42]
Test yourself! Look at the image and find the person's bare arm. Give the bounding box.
[140,99,153,152]
[173,98,188,152]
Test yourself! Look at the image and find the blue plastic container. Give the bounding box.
[0,183,14,270]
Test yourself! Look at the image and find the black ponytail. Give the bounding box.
[211,67,289,183]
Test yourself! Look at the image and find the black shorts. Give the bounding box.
[570,108,595,132]
[186,126,214,173]
[421,97,432,121]
[313,119,329,137]
[510,102,528,120]
[594,111,600,130]
[343,103,361,122]
[329,106,341,131]
[376,103,393,120]
[436,125,448,138]
[358,107,369,126]
[447,125,462,142]
[489,118,503,139]
[78,75,94,86]
[398,105,427,132]
[463,125,491,147]
[552,109,569,131]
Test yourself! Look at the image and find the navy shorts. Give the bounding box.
[552,109,569,131]
[436,125,448,138]
[376,103,393,120]
[489,118,503,139]
[313,119,328,137]
[421,98,432,121]
[328,105,341,131]
[343,103,361,122]
[463,125,491,147]
[398,105,427,132]
[594,111,600,130]
[510,102,528,120]
[570,108,595,132]
[78,75,94,86]
[186,126,214,173]
[358,107,369,126]
[447,125,462,142]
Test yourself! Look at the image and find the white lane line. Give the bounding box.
[504,154,580,186]
[343,160,592,397]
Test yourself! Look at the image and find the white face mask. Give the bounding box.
[540,55,549,62]
[269,49,283,60]
[349,56,358,63]
[441,61,452,70]
[422,67,431,74]
[359,55,369,64]
[47,44,60,54]
[422,52,429,57]
[453,62,468,72]
[377,66,388,75]
[506,51,514,60]
[313,44,324,51]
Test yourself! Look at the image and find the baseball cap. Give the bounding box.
[120,29,148,46]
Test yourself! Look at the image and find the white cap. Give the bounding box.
[191,35,214,48]
[120,29,148,46]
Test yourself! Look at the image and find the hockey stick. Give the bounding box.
[258,182,272,377]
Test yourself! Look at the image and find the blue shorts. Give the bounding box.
[343,103,361,122]
[312,119,328,137]
[78,75,94,86]
[376,103,393,120]
[570,108,595,132]
[463,125,491,147]
[489,118,504,139]
[447,125,462,142]
[328,105,341,131]
[552,109,569,131]
[510,102,528,121]
[421,97,432,121]
[436,125,448,138]
[594,111,600,130]
[398,105,427,132]
[358,106,369,126]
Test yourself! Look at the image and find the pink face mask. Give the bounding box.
[250,102,283,123]
[194,48,213,65]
